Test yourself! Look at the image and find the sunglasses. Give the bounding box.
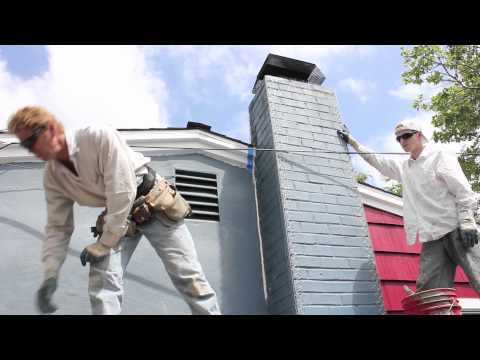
[20,127,46,151]
[396,131,417,143]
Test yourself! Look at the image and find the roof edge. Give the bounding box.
[357,182,403,217]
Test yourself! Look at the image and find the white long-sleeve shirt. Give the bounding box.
[42,126,150,279]
[357,143,477,246]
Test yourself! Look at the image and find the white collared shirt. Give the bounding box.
[357,143,477,246]
[42,125,150,279]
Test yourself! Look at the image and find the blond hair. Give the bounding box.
[7,106,64,134]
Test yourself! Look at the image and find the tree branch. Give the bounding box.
[431,53,480,90]
[434,60,480,90]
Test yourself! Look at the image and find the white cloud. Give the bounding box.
[224,110,251,143]
[270,45,374,73]
[389,83,443,101]
[338,77,375,103]
[146,45,264,104]
[145,45,374,105]
[0,45,169,130]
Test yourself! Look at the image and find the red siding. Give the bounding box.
[368,224,421,254]
[365,205,404,226]
[364,204,479,314]
[375,253,470,283]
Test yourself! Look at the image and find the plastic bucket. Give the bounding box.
[401,288,461,315]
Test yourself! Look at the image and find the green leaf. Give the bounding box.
[401,45,480,190]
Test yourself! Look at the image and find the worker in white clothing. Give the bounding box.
[8,106,221,315]
[338,121,480,294]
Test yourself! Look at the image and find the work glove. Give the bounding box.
[36,277,58,314]
[337,129,350,143]
[337,129,359,148]
[459,221,479,248]
[80,241,111,266]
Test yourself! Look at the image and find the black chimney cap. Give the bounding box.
[253,53,326,93]
[187,121,212,132]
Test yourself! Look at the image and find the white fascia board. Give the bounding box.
[357,183,403,217]
[0,130,249,168]
[121,130,249,168]
[458,298,480,313]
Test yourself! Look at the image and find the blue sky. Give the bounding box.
[0,45,454,187]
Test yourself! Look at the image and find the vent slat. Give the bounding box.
[189,214,220,221]
[175,169,216,179]
[175,168,220,222]
[179,191,218,199]
[191,205,219,212]
[175,174,217,184]
[191,210,220,216]
[175,182,218,191]
[188,200,217,206]
[182,195,218,203]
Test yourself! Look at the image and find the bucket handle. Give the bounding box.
[447,299,456,314]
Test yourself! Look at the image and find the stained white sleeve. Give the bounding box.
[96,128,137,248]
[437,151,477,224]
[43,170,74,280]
[356,143,403,182]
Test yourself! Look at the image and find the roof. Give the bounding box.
[357,182,403,217]
[358,181,401,198]
[116,122,251,147]
[0,123,252,169]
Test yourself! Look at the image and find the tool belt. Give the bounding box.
[136,166,156,199]
[144,178,192,222]
[91,166,192,238]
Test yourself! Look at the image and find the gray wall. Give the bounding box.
[249,75,385,315]
[0,154,267,315]
[249,81,297,315]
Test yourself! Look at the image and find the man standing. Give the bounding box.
[338,121,480,294]
[8,106,221,315]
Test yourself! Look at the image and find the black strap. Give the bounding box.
[136,166,156,199]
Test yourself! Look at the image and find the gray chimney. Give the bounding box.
[249,54,385,315]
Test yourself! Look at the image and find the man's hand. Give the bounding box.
[337,129,350,144]
[459,228,479,248]
[80,242,111,266]
[36,277,58,314]
[337,129,359,148]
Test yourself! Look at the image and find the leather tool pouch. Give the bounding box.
[131,196,153,225]
[145,178,192,222]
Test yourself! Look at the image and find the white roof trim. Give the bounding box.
[0,129,250,169]
[458,298,480,314]
[122,129,249,168]
[357,183,403,217]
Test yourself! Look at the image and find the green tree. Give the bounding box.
[355,172,369,183]
[401,45,480,191]
[385,182,403,197]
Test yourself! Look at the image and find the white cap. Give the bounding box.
[394,120,428,142]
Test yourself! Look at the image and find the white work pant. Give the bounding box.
[88,213,221,315]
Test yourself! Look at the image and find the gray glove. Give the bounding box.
[337,129,360,148]
[36,277,58,314]
[459,228,479,248]
[337,129,350,144]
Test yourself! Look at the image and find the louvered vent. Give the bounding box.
[174,169,220,221]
